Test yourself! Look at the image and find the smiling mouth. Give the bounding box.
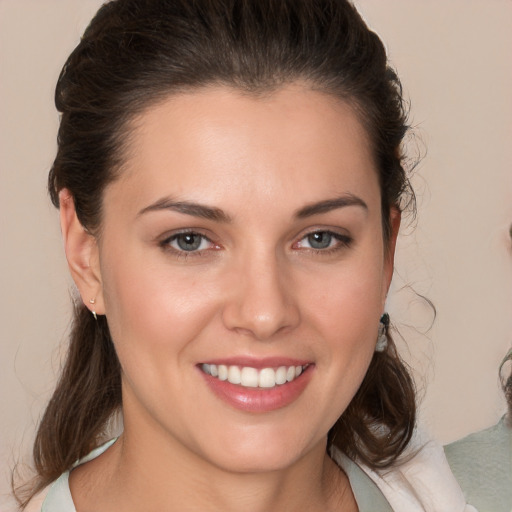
[201,363,308,389]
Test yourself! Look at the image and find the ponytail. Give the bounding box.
[16,304,121,507]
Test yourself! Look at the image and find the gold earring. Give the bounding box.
[89,298,97,320]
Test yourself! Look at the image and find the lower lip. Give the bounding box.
[199,365,314,413]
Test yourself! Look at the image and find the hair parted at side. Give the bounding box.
[16,0,416,506]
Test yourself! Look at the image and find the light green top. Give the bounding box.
[445,415,512,512]
[36,440,392,511]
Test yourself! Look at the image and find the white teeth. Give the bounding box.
[218,364,228,381]
[275,366,287,385]
[202,363,307,388]
[240,367,259,387]
[258,368,276,388]
[228,366,241,384]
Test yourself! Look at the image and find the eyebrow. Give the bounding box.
[137,198,232,222]
[138,193,367,222]
[295,194,368,218]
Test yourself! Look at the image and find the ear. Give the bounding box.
[383,206,401,294]
[59,189,105,315]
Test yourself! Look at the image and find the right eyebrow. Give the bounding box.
[137,197,232,223]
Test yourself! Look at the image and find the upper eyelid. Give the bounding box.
[160,228,214,242]
[296,230,351,244]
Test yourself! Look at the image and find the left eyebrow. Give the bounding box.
[295,194,368,218]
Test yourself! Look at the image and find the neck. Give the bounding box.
[70,425,354,512]
[116,429,351,512]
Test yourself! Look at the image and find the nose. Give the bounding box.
[221,252,300,341]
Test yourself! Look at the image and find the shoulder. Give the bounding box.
[346,430,477,512]
[22,472,75,512]
[445,416,512,511]
[23,439,118,512]
[445,414,511,463]
[24,487,49,512]
[331,449,393,512]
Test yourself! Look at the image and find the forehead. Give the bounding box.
[108,84,379,215]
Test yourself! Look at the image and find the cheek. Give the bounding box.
[100,252,220,361]
[299,251,385,392]
[303,253,386,331]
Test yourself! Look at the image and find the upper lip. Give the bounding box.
[199,356,312,369]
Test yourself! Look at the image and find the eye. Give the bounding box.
[305,231,334,249]
[164,232,214,252]
[295,230,352,251]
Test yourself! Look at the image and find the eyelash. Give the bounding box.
[159,230,218,259]
[294,230,353,254]
[159,229,353,259]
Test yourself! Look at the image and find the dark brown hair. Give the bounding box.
[505,373,512,422]
[18,0,416,506]
[500,350,512,424]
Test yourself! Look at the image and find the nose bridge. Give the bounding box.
[222,246,299,340]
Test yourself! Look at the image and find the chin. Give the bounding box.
[195,426,322,474]
[211,449,302,474]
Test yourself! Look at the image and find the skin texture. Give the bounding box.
[60,84,399,512]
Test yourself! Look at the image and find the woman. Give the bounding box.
[16,0,472,510]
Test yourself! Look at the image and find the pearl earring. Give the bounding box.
[89,298,97,321]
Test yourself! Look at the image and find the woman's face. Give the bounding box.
[90,85,397,472]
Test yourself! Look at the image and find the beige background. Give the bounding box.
[1,0,511,509]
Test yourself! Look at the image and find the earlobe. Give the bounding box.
[59,189,105,315]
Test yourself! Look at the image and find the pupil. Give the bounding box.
[177,234,201,251]
[308,232,331,249]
